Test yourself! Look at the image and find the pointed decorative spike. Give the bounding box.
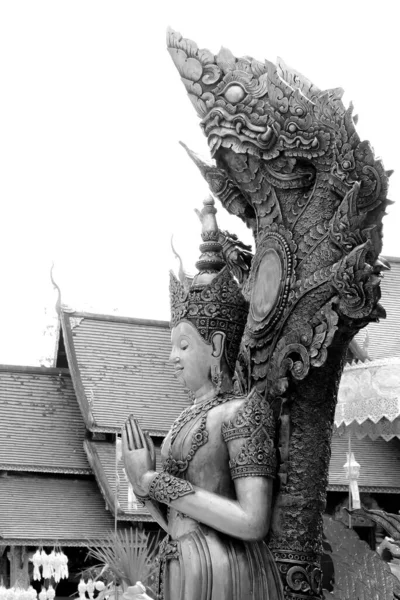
[328,87,344,99]
[179,140,232,199]
[353,114,359,124]
[348,339,369,362]
[179,141,215,175]
[386,169,394,178]
[179,141,215,172]
[375,256,391,271]
[372,303,387,319]
[170,236,190,289]
[276,56,321,98]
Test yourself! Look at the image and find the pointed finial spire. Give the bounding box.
[192,197,225,287]
[50,264,74,315]
[50,263,62,316]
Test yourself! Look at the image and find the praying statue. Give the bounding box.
[122,197,284,599]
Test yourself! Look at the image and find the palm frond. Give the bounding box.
[86,529,162,589]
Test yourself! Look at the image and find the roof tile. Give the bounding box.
[0,475,117,545]
[0,367,90,474]
[62,314,189,434]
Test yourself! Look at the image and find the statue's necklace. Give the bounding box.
[170,393,232,445]
[165,393,233,476]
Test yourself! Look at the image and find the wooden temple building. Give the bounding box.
[0,256,399,593]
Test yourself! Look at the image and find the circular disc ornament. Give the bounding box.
[243,228,295,337]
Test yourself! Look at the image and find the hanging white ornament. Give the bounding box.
[77,579,86,596]
[27,587,38,600]
[38,589,46,600]
[46,586,55,600]
[60,552,68,580]
[48,551,55,579]
[31,550,42,581]
[86,579,95,600]
[41,552,51,580]
[51,552,62,583]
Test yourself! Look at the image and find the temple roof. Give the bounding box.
[328,432,400,493]
[0,366,91,474]
[355,256,400,360]
[0,474,118,545]
[60,312,189,435]
[84,440,162,521]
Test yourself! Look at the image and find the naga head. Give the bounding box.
[167,28,390,231]
[167,28,343,164]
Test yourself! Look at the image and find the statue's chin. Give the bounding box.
[175,370,187,388]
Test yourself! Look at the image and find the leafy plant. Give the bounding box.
[86,528,162,598]
[323,516,400,599]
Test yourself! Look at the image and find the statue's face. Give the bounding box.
[170,321,214,394]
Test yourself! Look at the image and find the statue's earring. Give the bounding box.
[211,364,222,395]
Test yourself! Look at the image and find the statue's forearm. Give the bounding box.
[170,486,271,541]
[145,471,273,541]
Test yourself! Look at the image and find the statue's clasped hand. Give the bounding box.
[122,416,157,499]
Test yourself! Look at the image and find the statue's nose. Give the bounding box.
[169,348,178,363]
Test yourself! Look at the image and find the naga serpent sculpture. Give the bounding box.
[164,29,391,600]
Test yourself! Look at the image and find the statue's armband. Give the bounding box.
[148,471,195,505]
[222,391,277,480]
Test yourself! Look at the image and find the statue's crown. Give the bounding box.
[170,198,248,372]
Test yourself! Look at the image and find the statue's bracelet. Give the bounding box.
[134,491,150,502]
[148,471,194,505]
[133,472,159,502]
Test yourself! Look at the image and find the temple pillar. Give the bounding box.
[0,547,9,587]
[7,546,30,589]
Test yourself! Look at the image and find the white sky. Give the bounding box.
[0,0,399,366]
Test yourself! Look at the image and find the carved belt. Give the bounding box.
[155,536,180,600]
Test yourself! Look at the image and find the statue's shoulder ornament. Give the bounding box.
[221,389,277,480]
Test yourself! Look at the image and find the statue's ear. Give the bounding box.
[211,331,226,359]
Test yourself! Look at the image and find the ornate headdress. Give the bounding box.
[170,197,248,372]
